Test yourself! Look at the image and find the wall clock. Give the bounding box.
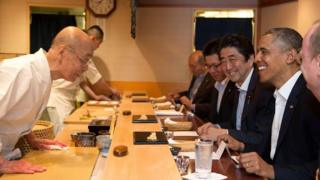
[87,0,116,17]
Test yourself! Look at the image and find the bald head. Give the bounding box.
[51,26,93,51]
[189,51,204,64]
[47,26,95,81]
[301,20,320,101]
[306,20,320,58]
[188,51,206,76]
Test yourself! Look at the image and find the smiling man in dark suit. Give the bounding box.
[194,38,236,124]
[198,34,274,143]
[218,28,320,179]
[168,51,215,111]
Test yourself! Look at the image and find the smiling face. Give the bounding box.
[255,34,292,88]
[205,54,226,82]
[301,24,320,101]
[220,47,253,85]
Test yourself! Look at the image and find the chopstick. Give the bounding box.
[224,142,240,168]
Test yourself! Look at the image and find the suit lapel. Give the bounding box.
[188,76,196,96]
[275,75,305,152]
[241,68,259,125]
[193,73,211,102]
[219,81,235,114]
[211,88,219,114]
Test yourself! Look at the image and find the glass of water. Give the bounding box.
[195,138,213,179]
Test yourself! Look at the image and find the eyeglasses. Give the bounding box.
[205,63,221,70]
[65,46,89,66]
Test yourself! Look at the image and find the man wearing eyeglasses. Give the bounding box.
[0,26,94,174]
[195,38,236,124]
[47,25,120,133]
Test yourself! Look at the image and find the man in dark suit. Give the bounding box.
[194,38,236,125]
[198,34,274,143]
[301,19,320,180]
[218,28,320,179]
[168,51,215,111]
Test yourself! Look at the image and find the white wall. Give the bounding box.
[0,0,28,53]
[260,1,298,35]
[298,0,320,36]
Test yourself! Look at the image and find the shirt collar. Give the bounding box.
[275,71,302,100]
[236,68,254,92]
[215,78,229,90]
[196,72,206,78]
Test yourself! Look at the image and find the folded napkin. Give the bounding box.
[168,138,195,152]
[164,117,177,124]
[155,110,184,116]
[48,145,69,150]
[164,118,193,131]
[182,172,227,180]
[173,131,198,137]
[150,96,167,103]
[154,101,173,110]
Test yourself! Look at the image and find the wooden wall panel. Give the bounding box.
[110,81,189,97]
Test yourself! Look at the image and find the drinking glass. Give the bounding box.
[195,138,213,179]
[96,135,111,153]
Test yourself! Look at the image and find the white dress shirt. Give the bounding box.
[47,60,102,132]
[270,71,301,159]
[235,68,254,130]
[0,49,51,156]
[214,78,229,112]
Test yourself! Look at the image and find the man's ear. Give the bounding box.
[286,49,298,64]
[248,54,255,66]
[89,36,96,41]
[56,45,66,64]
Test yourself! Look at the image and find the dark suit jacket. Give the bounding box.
[245,75,320,180]
[178,72,215,105]
[194,80,236,125]
[227,68,275,144]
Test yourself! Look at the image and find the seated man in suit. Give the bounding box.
[301,19,320,180]
[168,51,215,112]
[194,38,236,124]
[218,28,320,179]
[198,34,274,143]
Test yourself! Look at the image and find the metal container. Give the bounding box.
[74,132,96,147]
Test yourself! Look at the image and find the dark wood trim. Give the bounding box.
[137,4,256,8]
[136,1,258,8]
[259,0,297,7]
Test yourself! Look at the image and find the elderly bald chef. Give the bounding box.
[0,26,94,174]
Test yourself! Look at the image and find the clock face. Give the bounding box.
[87,0,116,17]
